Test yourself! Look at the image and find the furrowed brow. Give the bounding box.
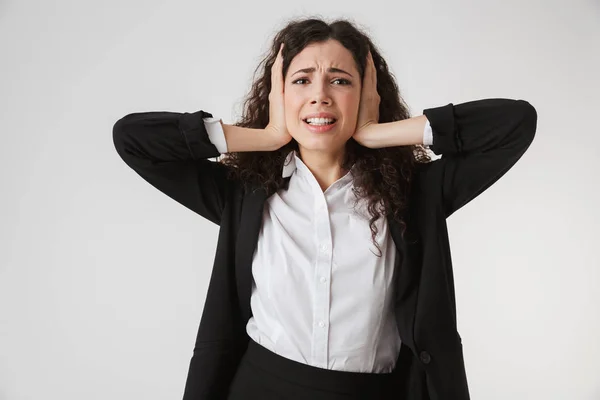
[291,67,353,77]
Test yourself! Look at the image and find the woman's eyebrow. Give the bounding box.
[291,67,353,77]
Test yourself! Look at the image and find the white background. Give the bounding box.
[1,0,599,399]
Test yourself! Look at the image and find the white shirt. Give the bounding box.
[202,117,433,373]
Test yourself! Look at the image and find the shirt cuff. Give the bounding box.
[423,117,433,146]
[203,117,228,153]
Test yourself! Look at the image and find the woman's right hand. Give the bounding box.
[265,43,293,149]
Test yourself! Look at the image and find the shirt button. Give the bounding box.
[321,244,329,252]
[419,351,431,364]
[318,321,325,328]
[320,276,327,283]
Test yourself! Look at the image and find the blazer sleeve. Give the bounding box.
[112,109,234,225]
[420,98,538,218]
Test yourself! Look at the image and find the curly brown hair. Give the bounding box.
[220,17,431,256]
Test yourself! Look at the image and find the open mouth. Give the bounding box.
[302,118,337,126]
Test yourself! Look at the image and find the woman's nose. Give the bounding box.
[310,84,332,104]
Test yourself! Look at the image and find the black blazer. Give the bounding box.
[112,98,537,400]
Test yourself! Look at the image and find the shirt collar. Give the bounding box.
[282,150,298,178]
[282,150,355,184]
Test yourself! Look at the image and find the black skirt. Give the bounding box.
[227,339,406,399]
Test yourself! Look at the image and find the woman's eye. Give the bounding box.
[292,78,350,85]
[332,78,350,85]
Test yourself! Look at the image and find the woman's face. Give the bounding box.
[284,39,361,154]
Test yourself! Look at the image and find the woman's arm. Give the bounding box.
[353,98,537,217]
[421,98,537,217]
[354,114,430,147]
[112,109,281,225]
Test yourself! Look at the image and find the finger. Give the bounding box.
[272,45,281,75]
[278,43,285,91]
[368,51,377,88]
[273,43,284,93]
[363,51,373,88]
[363,51,370,84]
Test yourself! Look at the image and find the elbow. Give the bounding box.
[112,118,124,156]
[112,115,132,159]
[112,114,134,155]
[517,100,538,145]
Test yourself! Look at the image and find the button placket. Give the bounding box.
[311,194,331,368]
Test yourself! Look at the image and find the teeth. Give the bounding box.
[305,117,335,125]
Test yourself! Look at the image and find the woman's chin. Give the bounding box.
[291,128,352,153]
[296,138,348,153]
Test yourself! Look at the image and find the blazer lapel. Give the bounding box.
[235,185,267,323]
[387,205,422,352]
[234,178,291,324]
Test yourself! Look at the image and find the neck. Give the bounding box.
[297,146,349,192]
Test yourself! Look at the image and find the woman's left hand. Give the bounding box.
[352,50,380,148]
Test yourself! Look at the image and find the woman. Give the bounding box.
[113,17,537,400]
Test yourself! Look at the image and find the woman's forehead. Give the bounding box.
[288,41,357,74]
